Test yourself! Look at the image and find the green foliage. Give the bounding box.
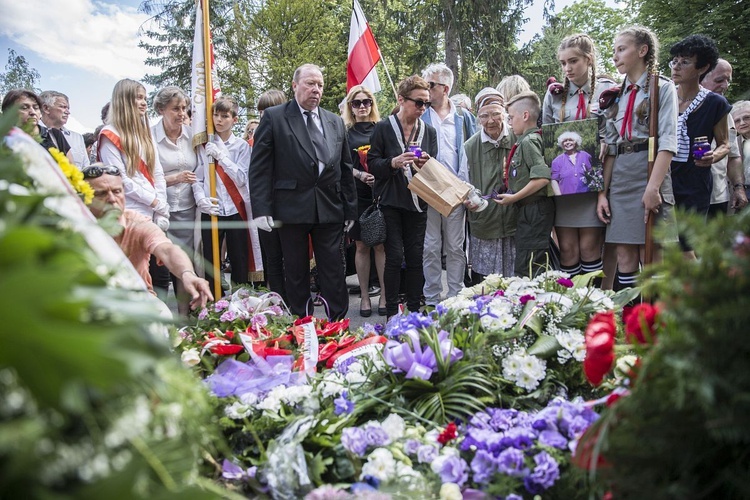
[629,0,750,101]
[0,112,225,497]
[0,48,41,96]
[591,211,750,498]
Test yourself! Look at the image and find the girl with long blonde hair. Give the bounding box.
[98,78,170,294]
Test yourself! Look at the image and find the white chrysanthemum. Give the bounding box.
[345,370,367,385]
[520,354,546,379]
[555,329,584,352]
[502,353,522,378]
[577,287,615,311]
[557,349,573,364]
[515,371,541,391]
[480,314,502,330]
[360,448,397,482]
[382,414,406,442]
[496,313,517,329]
[442,296,475,315]
[488,297,513,313]
[225,401,253,420]
[483,273,505,289]
[282,385,313,406]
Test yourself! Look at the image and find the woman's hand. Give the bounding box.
[360,171,375,187]
[597,192,611,224]
[414,153,430,169]
[391,151,418,170]
[642,184,662,223]
[694,149,714,168]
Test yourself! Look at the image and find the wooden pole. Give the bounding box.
[644,73,659,266]
[202,0,222,299]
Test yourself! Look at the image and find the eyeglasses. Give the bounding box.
[82,165,121,179]
[669,58,695,69]
[428,81,448,89]
[478,111,504,122]
[403,96,432,109]
[350,98,373,108]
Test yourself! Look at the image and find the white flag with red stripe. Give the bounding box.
[191,0,221,148]
[347,0,382,93]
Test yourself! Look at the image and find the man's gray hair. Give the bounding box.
[293,63,324,83]
[39,90,69,108]
[422,63,453,93]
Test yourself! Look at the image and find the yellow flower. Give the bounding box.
[49,148,94,204]
[356,144,371,153]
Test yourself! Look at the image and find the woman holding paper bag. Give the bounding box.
[368,75,438,318]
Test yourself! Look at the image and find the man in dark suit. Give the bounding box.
[249,64,358,320]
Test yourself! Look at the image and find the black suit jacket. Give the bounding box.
[248,100,358,224]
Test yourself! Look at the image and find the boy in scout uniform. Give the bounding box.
[494,91,554,277]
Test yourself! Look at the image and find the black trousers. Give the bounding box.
[259,228,286,300]
[201,213,249,287]
[381,206,427,316]
[277,223,348,320]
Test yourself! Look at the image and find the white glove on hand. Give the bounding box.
[154,214,170,232]
[205,142,227,163]
[344,220,355,232]
[252,216,274,232]
[197,197,221,216]
[153,198,170,218]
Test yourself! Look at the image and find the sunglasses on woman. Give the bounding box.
[350,98,373,108]
[82,165,121,179]
[403,96,432,109]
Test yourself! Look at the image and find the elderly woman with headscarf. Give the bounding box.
[550,131,595,196]
[463,88,518,282]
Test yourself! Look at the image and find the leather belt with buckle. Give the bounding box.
[617,142,648,155]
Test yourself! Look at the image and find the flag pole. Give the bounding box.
[376,47,399,102]
[202,0,222,299]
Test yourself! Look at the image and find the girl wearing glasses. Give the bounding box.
[368,75,437,318]
[343,85,386,317]
[596,26,679,292]
[543,34,617,282]
[669,35,731,255]
[98,78,170,295]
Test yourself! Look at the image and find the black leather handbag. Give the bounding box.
[358,200,387,247]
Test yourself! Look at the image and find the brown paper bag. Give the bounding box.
[408,158,472,217]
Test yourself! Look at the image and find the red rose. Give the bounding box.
[583,311,616,386]
[624,303,660,345]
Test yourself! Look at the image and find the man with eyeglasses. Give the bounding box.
[420,63,475,305]
[83,164,213,310]
[700,59,747,214]
[39,90,90,169]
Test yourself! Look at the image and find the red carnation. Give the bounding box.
[583,311,616,386]
[437,422,458,445]
[624,303,660,345]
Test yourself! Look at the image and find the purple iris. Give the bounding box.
[383,329,463,380]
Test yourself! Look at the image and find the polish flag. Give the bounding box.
[347,0,382,93]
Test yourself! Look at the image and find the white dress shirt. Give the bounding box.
[152,121,198,212]
[193,133,251,216]
[98,125,168,218]
[40,120,89,169]
[425,100,469,182]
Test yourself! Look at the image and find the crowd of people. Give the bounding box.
[2,25,748,321]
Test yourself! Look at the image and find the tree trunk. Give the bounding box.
[442,0,459,90]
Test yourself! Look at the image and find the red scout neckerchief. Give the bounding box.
[619,83,639,141]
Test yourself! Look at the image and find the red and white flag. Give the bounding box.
[191,0,221,148]
[347,0,382,93]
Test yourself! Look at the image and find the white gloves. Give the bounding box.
[205,142,228,163]
[154,214,170,232]
[197,197,221,216]
[252,216,274,232]
[344,220,355,232]
[153,198,170,218]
